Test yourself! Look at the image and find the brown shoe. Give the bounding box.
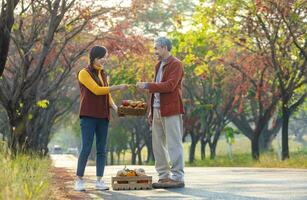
[152,178,171,188]
[162,179,185,188]
[158,178,171,183]
[152,178,185,189]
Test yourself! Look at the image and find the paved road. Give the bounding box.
[51,154,307,200]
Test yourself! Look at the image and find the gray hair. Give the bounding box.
[155,37,172,51]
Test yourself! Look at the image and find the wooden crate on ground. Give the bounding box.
[112,176,152,190]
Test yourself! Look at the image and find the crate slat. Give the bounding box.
[112,176,152,181]
[112,176,152,190]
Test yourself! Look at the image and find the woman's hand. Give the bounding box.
[111,104,125,117]
[113,105,118,113]
[118,84,129,91]
[117,107,125,117]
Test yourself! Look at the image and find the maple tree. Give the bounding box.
[257,0,307,160]
[0,0,156,155]
[221,0,306,159]
[168,0,306,161]
[216,0,304,160]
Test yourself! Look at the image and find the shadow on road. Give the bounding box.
[92,187,267,200]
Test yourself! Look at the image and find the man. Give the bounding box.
[136,37,185,188]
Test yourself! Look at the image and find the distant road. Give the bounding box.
[51,154,307,200]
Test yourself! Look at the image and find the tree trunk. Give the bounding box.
[259,117,282,152]
[251,133,260,160]
[131,151,137,165]
[110,148,114,165]
[209,145,216,159]
[259,130,274,152]
[282,105,290,160]
[200,139,207,160]
[259,135,272,152]
[208,126,222,160]
[0,0,20,76]
[117,152,120,164]
[5,101,60,156]
[208,138,218,160]
[137,147,142,165]
[189,134,198,163]
[232,114,282,153]
[146,145,154,163]
[7,112,53,155]
[7,113,23,155]
[122,151,126,163]
[8,116,36,155]
[145,131,154,163]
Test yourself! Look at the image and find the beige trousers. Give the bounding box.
[152,108,184,182]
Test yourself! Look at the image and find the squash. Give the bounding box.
[135,168,146,176]
[126,170,137,177]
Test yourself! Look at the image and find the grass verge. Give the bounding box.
[187,149,307,168]
[0,141,53,200]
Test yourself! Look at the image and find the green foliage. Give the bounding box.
[36,99,49,109]
[133,0,196,36]
[224,126,240,144]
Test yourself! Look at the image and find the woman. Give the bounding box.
[75,45,128,191]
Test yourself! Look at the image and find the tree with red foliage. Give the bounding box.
[194,0,306,160]
[0,0,156,155]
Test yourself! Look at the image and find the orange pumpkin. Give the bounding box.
[126,170,137,177]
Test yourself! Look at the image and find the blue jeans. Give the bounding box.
[76,117,109,177]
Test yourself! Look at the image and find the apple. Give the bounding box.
[122,100,130,106]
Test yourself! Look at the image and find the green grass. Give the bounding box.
[188,151,307,168]
[184,135,307,168]
[0,141,53,200]
[106,135,307,168]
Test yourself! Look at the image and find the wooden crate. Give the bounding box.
[118,106,147,116]
[112,176,152,190]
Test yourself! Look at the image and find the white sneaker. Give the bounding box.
[96,180,109,190]
[74,179,85,191]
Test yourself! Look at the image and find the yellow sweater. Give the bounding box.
[78,65,116,107]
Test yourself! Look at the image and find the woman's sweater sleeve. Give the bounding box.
[78,69,110,95]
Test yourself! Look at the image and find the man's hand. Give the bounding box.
[147,117,152,126]
[147,114,152,126]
